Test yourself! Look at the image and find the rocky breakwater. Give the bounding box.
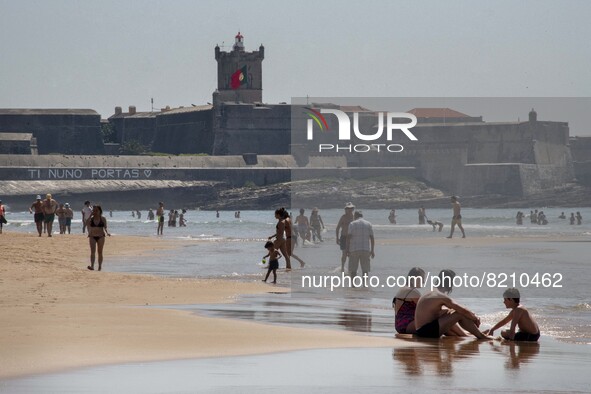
[200,177,447,210]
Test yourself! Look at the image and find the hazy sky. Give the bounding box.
[1,0,590,134]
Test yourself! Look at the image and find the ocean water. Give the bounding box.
[3,208,591,344]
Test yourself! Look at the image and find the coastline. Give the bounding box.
[0,232,402,379]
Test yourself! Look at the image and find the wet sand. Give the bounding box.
[3,337,590,393]
[0,232,401,379]
[2,231,590,392]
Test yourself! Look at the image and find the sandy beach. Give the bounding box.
[0,232,402,379]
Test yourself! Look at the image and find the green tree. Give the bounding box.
[101,123,117,143]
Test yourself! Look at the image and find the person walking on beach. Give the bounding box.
[309,207,325,242]
[284,210,306,268]
[295,208,310,242]
[346,210,375,280]
[336,202,355,272]
[81,201,92,234]
[269,207,290,269]
[156,202,165,235]
[56,203,66,234]
[389,209,397,224]
[418,207,426,225]
[483,288,540,341]
[446,196,466,239]
[262,240,281,284]
[569,213,575,225]
[576,212,582,225]
[29,195,44,237]
[86,205,110,271]
[516,211,524,225]
[42,194,58,237]
[0,199,6,234]
[64,203,73,234]
[179,209,187,227]
[414,269,491,339]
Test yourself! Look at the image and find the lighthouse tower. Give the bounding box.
[214,32,264,103]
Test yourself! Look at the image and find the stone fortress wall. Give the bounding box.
[0,104,583,199]
[1,32,589,201]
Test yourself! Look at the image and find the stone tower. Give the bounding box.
[214,32,264,103]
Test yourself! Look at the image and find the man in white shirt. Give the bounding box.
[81,200,93,233]
[346,210,375,279]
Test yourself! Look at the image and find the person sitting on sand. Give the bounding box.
[483,288,540,342]
[393,267,425,334]
[414,269,491,339]
[427,219,444,232]
[262,240,282,284]
[86,205,111,271]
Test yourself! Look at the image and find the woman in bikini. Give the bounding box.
[282,209,306,268]
[269,208,291,270]
[393,267,425,334]
[86,205,110,271]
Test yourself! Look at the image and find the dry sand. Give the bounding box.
[0,232,402,379]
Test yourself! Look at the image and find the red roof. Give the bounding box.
[407,108,470,118]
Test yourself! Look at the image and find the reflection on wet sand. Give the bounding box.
[338,309,372,332]
[393,338,541,376]
[190,295,393,334]
[489,341,540,370]
[392,338,484,376]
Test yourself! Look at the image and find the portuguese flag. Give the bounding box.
[230,65,248,89]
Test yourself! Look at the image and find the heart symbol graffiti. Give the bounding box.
[144,170,152,178]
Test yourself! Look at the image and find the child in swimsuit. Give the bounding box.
[262,241,281,284]
[484,288,540,342]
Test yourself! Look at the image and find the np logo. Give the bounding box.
[304,108,418,153]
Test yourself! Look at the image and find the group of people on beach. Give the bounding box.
[264,207,307,281]
[27,196,111,271]
[388,197,466,238]
[393,268,540,342]
[518,209,583,225]
[559,211,583,225]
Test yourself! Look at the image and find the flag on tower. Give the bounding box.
[230,65,248,89]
